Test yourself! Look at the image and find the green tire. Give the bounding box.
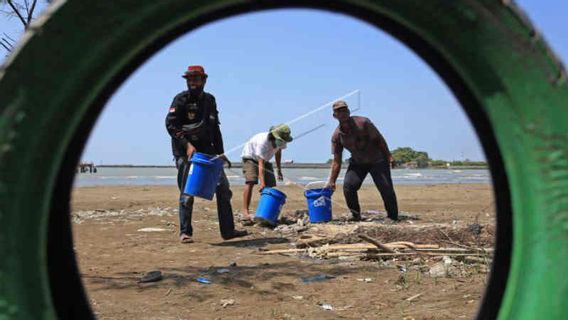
[0,1,566,319]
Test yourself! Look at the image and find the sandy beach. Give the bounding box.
[72,183,495,319]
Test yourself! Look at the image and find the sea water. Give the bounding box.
[74,167,490,187]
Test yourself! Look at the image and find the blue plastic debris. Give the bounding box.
[197,277,212,284]
[301,274,335,283]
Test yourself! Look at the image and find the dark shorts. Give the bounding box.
[242,158,276,187]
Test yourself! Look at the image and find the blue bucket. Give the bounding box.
[255,188,287,226]
[183,152,224,200]
[305,188,333,223]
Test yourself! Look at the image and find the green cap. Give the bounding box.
[269,124,293,143]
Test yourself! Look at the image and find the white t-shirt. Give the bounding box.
[241,132,286,161]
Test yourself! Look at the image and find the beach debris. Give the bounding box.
[261,239,491,267]
[335,304,353,311]
[319,303,334,311]
[72,207,175,223]
[294,234,332,248]
[164,288,173,296]
[357,278,373,283]
[196,277,212,284]
[358,234,396,253]
[139,271,162,283]
[405,293,423,302]
[137,227,167,232]
[462,256,489,264]
[216,268,231,274]
[293,209,309,220]
[468,223,483,236]
[220,299,235,308]
[292,296,304,300]
[274,223,308,235]
[262,243,441,255]
[429,257,454,278]
[229,262,238,267]
[302,274,335,283]
[429,262,447,278]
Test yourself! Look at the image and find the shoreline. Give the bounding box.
[94,164,489,170]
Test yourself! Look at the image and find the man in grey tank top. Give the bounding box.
[326,100,398,221]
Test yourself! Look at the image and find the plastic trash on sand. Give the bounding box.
[197,277,212,284]
[301,274,335,283]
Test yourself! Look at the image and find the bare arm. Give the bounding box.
[275,149,282,171]
[275,149,283,181]
[258,159,266,191]
[328,130,343,190]
[327,152,342,191]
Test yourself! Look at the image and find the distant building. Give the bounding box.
[403,161,418,169]
[283,160,294,164]
[403,160,428,169]
[77,162,97,173]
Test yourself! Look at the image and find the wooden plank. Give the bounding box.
[358,234,396,253]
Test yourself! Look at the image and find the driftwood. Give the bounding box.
[325,252,365,258]
[405,293,423,302]
[258,245,374,255]
[259,246,491,255]
[388,241,417,250]
[295,235,330,248]
[365,252,491,259]
[461,256,491,264]
[258,235,492,262]
[358,234,396,253]
[413,247,493,253]
[259,242,440,255]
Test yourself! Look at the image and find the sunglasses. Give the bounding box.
[186,75,204,81]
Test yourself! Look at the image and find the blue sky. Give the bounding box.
[2,1,566,165]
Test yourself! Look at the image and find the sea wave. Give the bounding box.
[398,173,423,178]
[76,168,490,186]
[299,176,319,181]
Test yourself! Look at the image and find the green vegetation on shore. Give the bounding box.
[391,147,487,168]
